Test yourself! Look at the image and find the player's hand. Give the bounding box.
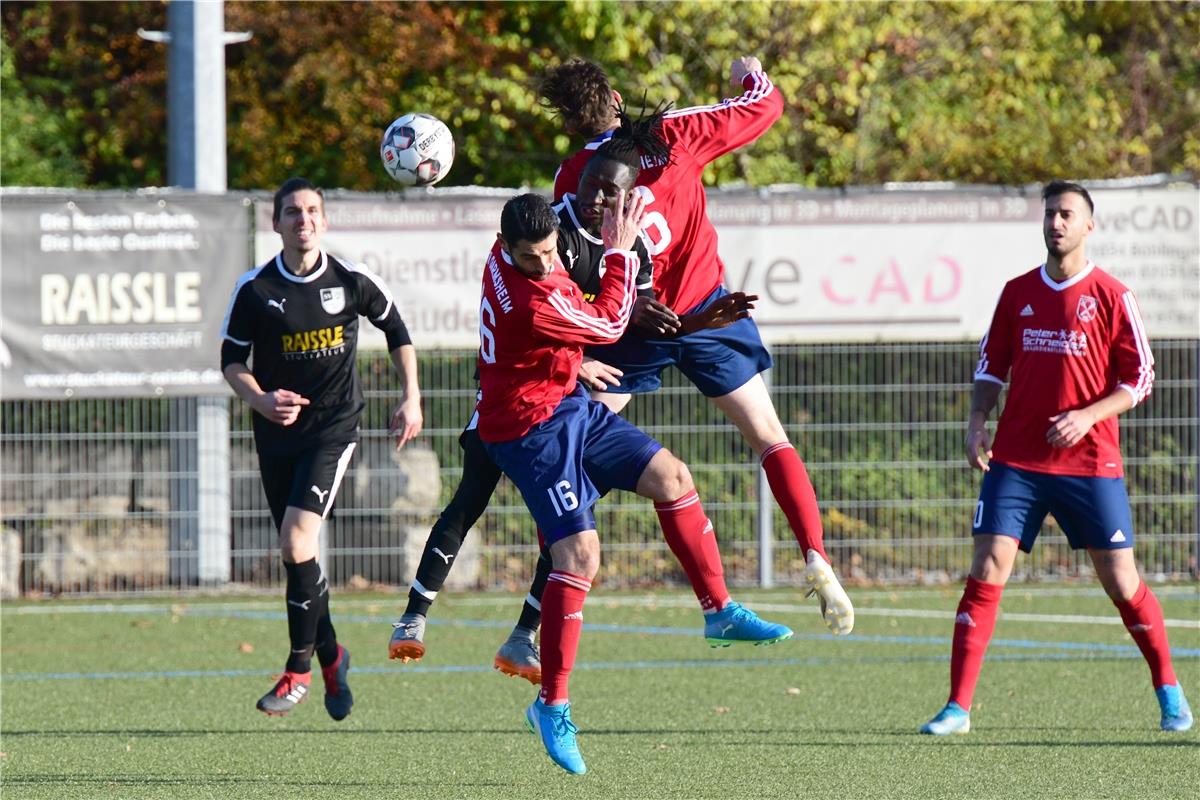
[255,389,309,426]
[389,395,423,450]
[601,189,647,253]
[579,356,623,391]
[730,56,764,86]
[966,421,992,471]
[631,296,681,337]
[1046,409,1094,449]
[679,292,757,334]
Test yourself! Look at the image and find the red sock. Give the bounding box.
[1115,581,1177,688]
[760,443,827,561]
[655,490,730,613]
[948,576,1004,710]
[539,570,591,705]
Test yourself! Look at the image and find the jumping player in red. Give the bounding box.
[920,180,1192,735]
[539,55,854,635]
[478,189,784,774]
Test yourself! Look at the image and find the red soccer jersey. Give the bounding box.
[476,237,638,442]
[974,262,1154,477]
[552,71,783,315]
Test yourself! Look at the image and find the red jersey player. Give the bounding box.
[919,181,1191,735]
[478,191,791,774]
[538,55,854,635]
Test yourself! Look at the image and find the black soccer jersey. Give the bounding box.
[221,250,410,455]
[555,195,654,302]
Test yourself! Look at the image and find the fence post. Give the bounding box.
[758,346,774,588]
[198,396,231,584]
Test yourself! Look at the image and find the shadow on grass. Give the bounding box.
[2,774,508,788]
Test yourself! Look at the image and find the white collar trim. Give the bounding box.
[1039,260,1094,291]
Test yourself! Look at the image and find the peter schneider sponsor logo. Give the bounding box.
[1076,295,1098,322]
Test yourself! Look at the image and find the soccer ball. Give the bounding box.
[380,112,455,187]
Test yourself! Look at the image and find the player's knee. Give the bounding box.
[640,451,694,501]
[551,535,600,579]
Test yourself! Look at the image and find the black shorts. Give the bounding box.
[257,440,358,530]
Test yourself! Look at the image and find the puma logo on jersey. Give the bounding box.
[1019,304,1034,317]
[268,298,287,313]
[432,547,454,565]
[565,249,579,268]
[310,485,329,504]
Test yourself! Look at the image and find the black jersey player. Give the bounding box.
[221,177,422,719]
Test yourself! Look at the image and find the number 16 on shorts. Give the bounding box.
[547,479,580,516]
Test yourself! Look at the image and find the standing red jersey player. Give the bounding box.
[540,55,854,634]
[920,180,1191,735]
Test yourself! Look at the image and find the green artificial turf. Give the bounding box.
[2,585,1197,799]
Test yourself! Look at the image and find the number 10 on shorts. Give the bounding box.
[547,480,580,516]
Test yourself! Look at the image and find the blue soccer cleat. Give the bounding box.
[704,601,794,647]
[919,701,971,735]
[1155,683,1193,732]
[525,698,586,775]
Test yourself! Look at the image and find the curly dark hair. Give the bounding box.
[595,97,673,171]
[537,57,618,138]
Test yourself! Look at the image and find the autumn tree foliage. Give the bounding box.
[3,1,1197,190]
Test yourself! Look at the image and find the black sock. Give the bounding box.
[405,517,469,616]
[313,567,339,667]
[284,558,322,673]
[404,587,433,618]
[516,547,552,630]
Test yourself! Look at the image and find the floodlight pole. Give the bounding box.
[140,2,251,587]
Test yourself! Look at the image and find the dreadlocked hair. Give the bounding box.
[537,58,616,138]
[594,96,673,171]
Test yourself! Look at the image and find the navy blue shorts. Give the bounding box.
[482,386,662,544]
[585,285,772,397]
[973,462,1135,552]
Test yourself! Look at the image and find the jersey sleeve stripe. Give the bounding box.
[345,261,396,321]
[1120,291,1155,404]
[663,72,775,120]
[544,252,636,337]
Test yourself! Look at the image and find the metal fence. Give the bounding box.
[2,341,1196,597]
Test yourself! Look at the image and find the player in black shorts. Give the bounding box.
[221,177,422,718]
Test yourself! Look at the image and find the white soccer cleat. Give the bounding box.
[804,549,854,635]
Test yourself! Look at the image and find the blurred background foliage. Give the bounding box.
[3,0,1198,191]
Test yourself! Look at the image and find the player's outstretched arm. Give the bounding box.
[388,343,423,450]
[678,292,758,335]
[730,56,763,86]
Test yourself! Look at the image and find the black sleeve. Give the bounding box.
[353,265,413,349]
[221,340,252,370]
[634,235,655,298]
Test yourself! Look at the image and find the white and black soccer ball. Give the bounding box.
[380,112,455,187]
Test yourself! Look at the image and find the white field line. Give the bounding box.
[7,593,1197,628]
